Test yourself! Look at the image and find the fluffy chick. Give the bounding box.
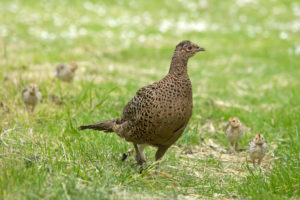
[55,62,78,82]
[22,84,42,113]
[225,117,244,153]
[249,134,267,166]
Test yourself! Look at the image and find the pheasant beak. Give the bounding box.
[257,139,264,144]
[30,90,36,95]
[196,46,205,52]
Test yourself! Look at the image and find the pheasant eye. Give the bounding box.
[188,46,192,51]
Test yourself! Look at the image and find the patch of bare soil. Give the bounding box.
[175,138,276,179]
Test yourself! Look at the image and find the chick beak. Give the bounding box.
[196,46,205,52]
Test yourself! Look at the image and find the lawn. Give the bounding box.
[0,0,299,199]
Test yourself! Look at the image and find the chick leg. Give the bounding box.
[252,159,256,167]
[31,105,35,114]
[25,105,30,113]
[231,142,236,154]
[258,158,262,167]
[25,105,34,115]
[234,142,239,152]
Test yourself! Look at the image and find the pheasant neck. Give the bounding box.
[168,52,189,76]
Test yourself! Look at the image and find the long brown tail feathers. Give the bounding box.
[78,119,119,132]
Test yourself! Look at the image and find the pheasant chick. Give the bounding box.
[22,84,42,113]
[55,62,78,82]
[249,134,267,166]
[225,116,244,153]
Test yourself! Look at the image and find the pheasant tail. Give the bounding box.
[78,119,118,132]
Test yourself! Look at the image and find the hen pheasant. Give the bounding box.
[22,84,42,113]
[55,62,78,82]
[249,134,267,166]
[225,116,244,154]
[79,40,205,165]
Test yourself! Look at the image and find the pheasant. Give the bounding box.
[79,40,205,165]
[22,84,42,113]
[225,116,244,154]
[55,62,78,82]
[249,134,268,167]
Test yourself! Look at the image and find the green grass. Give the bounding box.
[0,0,299,199]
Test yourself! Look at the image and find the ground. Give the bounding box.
[0,0,299,199]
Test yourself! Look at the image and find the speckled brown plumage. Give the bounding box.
[79,40,205,165]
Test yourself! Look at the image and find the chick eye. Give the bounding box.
[187,46,192,51]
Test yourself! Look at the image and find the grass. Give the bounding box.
[0,0,299,199]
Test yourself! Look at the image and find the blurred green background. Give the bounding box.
[0,0,299,199]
